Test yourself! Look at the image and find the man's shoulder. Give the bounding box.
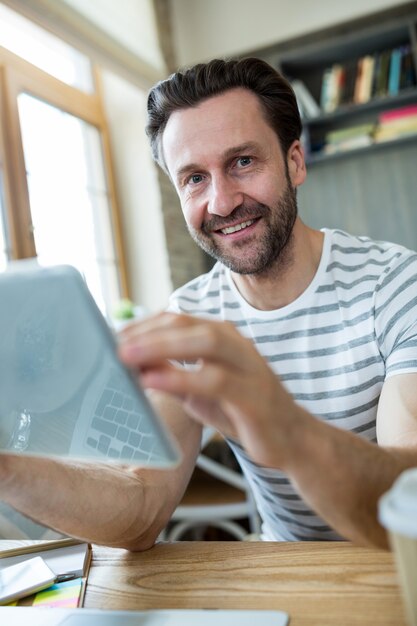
[328,228,417,267]
[168,262,227,314]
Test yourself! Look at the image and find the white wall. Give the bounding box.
[170,0,413,66]
[62,0,166,74]
[100,70,172,312]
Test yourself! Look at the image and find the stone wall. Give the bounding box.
[152,0,211,290]
[157,168,209,290]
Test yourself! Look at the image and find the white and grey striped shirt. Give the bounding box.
[168,229,417,540]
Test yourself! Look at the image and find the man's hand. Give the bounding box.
[118,312,417,548]
[118,312,303,468]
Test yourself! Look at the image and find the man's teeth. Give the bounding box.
[221,219,254,235]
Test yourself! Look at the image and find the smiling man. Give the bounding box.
[1,58,417,550]
[119,57,417,547]
[162,89,300,281]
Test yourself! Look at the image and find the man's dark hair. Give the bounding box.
[146,57,302,170]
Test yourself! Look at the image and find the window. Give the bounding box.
[0,170,8,271]
[0,6,127,316]
[0,3,94,92]
[18,94,119,313]
[0,109,12,272]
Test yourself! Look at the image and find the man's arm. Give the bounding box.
[278,373,417,548]
[0,391,202,550]
[119,312,417,548]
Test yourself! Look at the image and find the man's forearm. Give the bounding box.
[283,407,416,548]
[0,454,166,550]
[0,393,202,550]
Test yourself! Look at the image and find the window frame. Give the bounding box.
[0,44,129,297]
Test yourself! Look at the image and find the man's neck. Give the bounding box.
[230,220,325,311]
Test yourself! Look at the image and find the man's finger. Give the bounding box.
[119,321,256,373]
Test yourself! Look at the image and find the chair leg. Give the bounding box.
[166,519,249,541]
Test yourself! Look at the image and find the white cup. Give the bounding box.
[379,468,417,626]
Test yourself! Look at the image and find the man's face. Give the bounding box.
[161,88,304,275]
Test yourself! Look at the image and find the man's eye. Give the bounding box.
[189,174,203,185]
[237,156,252,167]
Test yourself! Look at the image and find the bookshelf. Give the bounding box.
[254,5,417,165]
[247,4,417,253]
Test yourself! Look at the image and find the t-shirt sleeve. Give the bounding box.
[166,289,184,314]
[374,248,417,378]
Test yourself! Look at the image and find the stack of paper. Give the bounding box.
[374,104,417,143]
[0,539,91,607]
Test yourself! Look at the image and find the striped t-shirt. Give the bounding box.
[168,229,417,540]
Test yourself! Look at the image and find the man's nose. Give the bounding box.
[207,175,243,216]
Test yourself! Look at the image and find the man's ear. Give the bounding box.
[286,140,307,188]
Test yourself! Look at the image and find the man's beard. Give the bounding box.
[187,178,298,276]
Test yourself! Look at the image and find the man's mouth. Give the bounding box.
[218,219,256,235]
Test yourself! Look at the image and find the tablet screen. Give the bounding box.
[0,262,180,468]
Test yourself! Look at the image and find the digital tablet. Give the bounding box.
[0,608,290,625]
[0,262,180,467]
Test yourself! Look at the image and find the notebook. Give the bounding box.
[0,539,91,579]
[0,608,290,625]
[0,262,180,467]
[0,539,91,607]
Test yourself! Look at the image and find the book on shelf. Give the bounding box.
[329,64,344,112]
[352,57,364,104]
[370,52,381,98]
[340,58,357,106]
[320,67,332,112]
[320,64,344,113]
[291,79,321,118]
[323,134,373,154]
[379,103,417,124]
[375,49,391,98]
[374,104,417,142]
[388,47,402,96]
[374,126,417,142]
[318,44,416,115]
[326,123,376,142]
[323,122,376,155]
[374,45,417,98]
[354,55,375,104]
[400,45,416,90]
[378,116,417,131]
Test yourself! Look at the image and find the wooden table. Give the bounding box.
[84,541,407,626]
